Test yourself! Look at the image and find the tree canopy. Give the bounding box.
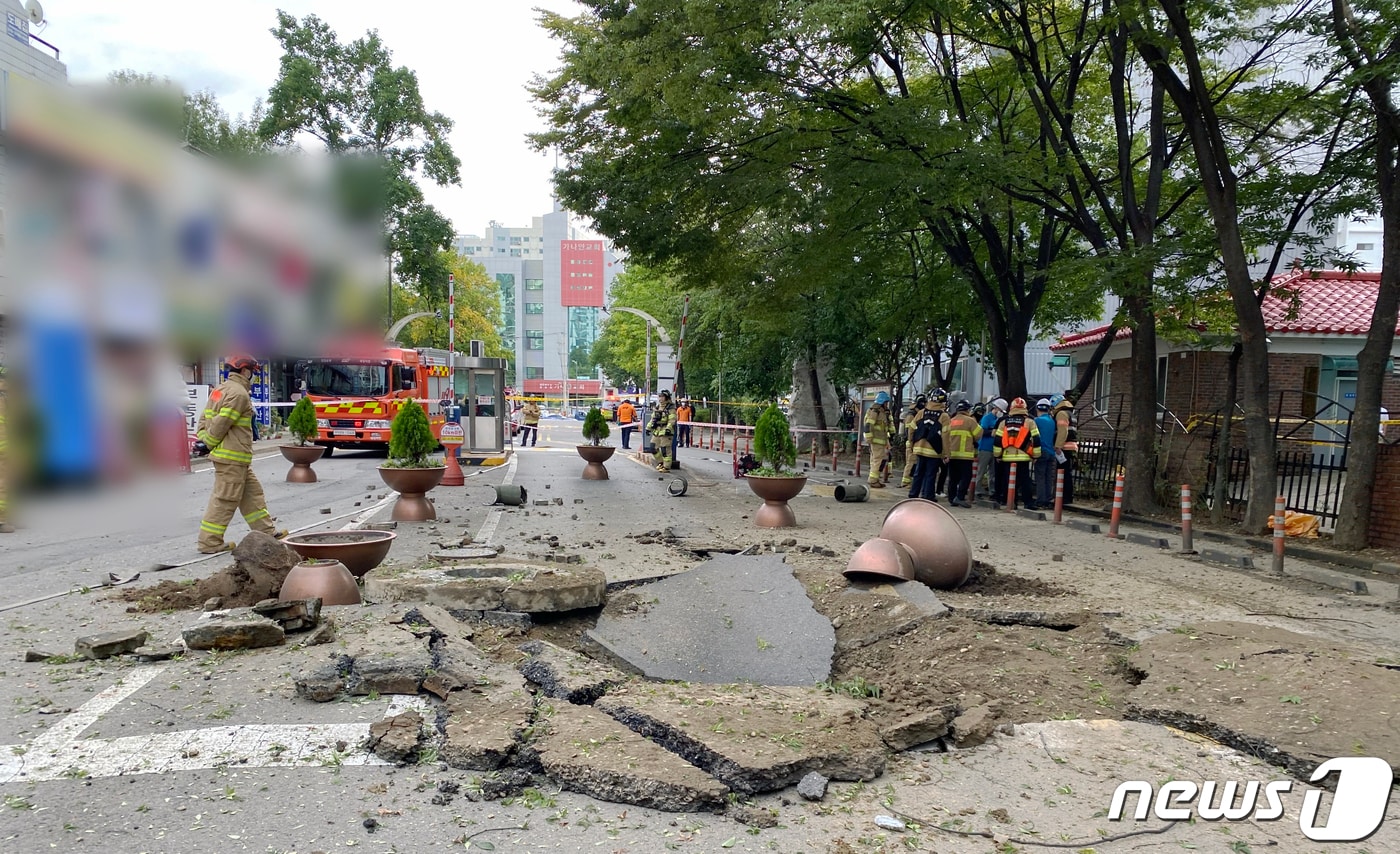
[258,11,461,305]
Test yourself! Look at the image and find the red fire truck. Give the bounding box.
[298,346,453,455]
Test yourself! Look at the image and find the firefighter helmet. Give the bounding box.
[874,392,890,405]
[1009,397,1029,415]
[955,399,972,412]
[930,388,948,404]
[225,354,259,373]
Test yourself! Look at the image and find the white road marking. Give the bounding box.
[473,454,518,546]
[1,723,389,782]
[340,492,399,531]
[0,676,434,784]
[28,666,167,753]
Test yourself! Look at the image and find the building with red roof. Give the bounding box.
[1050,270,1400,436]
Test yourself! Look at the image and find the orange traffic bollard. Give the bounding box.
[1181,484,1193,552]
[1006,463,1018,512]
[1107,471,1125,538]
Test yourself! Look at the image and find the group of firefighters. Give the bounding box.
[862,390,1078,509]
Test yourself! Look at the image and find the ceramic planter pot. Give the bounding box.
[279,444,326,483]
[281,530,397,578]
[378,465,446,521]
[576,444,616,480]
[279,559,361,606]
[745,473,808,528]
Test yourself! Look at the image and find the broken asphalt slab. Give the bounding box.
[1126,621,1400,781]
[517,639,628,705]
[526,701,729,812]
[584,552,835,686]
[594,682,885,794]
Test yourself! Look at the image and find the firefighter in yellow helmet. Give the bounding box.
[194,355,284,553]
[992,397,1041,510]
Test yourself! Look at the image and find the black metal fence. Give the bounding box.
[1073,438,1128,500]
[1201,390,1354,528]
[1204,446,1348,527]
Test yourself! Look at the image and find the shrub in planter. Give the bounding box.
[286,396,318,446]
[751,404,798,476]
[385,400,443,468]
[582,406,611,445]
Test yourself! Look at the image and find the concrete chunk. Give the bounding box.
[518,639,627,704]
[183,615,284,651]
[796,772,828,801]
[530,702,728,811]
[441,667,534,770]
[74,629,149,660]
[368,711,424,764]
[879,707,955,751]
[595,683,885,794]
[251,598,322,632]
[295,656,352,702]
[349,652,432,695]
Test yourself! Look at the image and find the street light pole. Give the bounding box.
[717,331,724,425]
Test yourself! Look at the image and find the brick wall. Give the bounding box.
[1368,444,1400,548]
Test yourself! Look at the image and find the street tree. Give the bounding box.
[1325,0,1400,548]
[530,1,1108,406]
[258,11,461,310]
[1117,0,1362,530]
[105,70,267,158]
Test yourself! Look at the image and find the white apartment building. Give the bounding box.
[457,205,621,400]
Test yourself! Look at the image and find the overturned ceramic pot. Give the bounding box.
[843,536,918,583]
[879,498,973,589]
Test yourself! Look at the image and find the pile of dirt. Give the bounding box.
[115,561,292,612]
[789,564,1133,737]
[112,531,299,613]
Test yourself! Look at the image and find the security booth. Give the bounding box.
[460,356,508,458]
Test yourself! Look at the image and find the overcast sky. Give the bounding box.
[39,0,586,238]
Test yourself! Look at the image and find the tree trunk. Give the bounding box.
[1332,178,1399,548]
[1128,0,1277,531]
[1122,293,1162,514]
[1210,345,1242,526]
[999,338,1029,403]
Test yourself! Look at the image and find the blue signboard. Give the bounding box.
[1345,392,1357,399]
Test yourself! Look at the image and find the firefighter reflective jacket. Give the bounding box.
[911,411,945,457]
[196,373,256,465]
[650,404,676,437]
[993,414,1041,462]
[943,413,983,460]
[864,405,892,444]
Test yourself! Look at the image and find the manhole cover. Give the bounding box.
[431,547,499,562]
